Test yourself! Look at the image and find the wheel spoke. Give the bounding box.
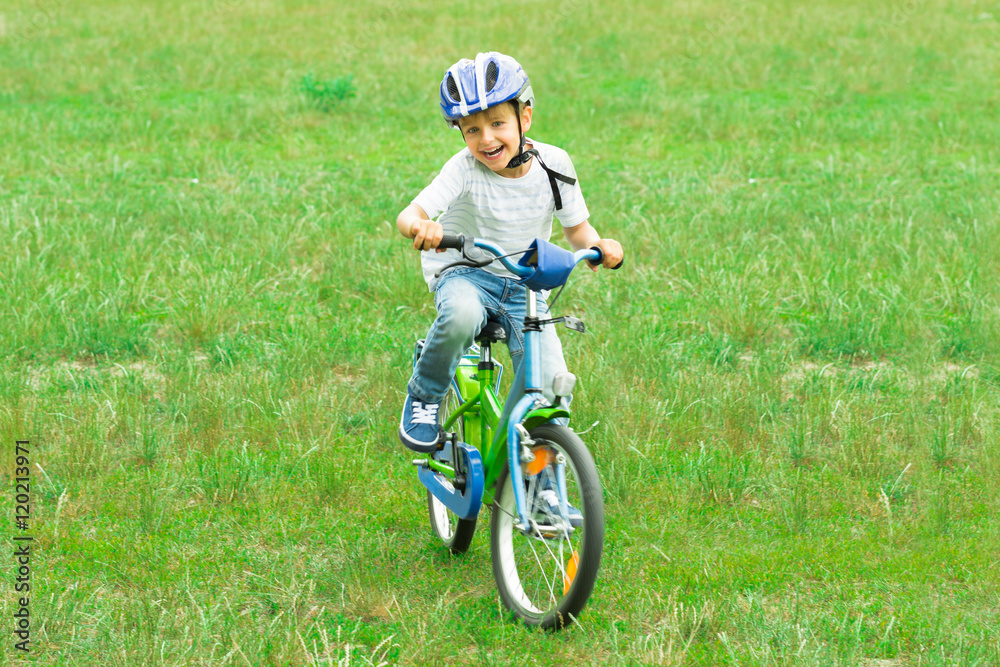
[490,425,603,629]
[524,525,558,606]
[532,523,569,603]
[503,460,579,611]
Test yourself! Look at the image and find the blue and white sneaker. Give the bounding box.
[399,394,443,452]
[533,468,584,528]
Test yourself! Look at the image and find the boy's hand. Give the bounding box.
[409,218,445,252]
[590,238,624,272]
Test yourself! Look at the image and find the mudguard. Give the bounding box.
[521,406,571,431]
[418,442,484,520]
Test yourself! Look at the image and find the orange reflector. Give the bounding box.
[563,550,580,594]
[525,447,554,477]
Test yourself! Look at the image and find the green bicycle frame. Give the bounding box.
[439,347,570,504]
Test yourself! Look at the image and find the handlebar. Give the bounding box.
[586,246,625,271]
[436,235,466,251]
[438,234,622,276]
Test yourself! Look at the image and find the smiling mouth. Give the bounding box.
[483,146,504,159]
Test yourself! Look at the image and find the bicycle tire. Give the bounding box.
[490,424,604,629]
[426,384,477,554]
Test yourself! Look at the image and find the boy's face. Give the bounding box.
[457,103,533,177]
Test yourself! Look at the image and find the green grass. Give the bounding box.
[299,73,357,112]
[1,0,999,663]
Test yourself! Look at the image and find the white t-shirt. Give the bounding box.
[412,139,590,290]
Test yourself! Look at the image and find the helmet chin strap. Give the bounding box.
[503,106,577,211]
[505,131,533,169]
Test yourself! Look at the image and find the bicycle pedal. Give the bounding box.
[433,430,453,452]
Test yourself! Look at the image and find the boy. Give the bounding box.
[397,52,624,452]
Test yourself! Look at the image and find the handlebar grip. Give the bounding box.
[438,234,465,250]
[588,246,624,270]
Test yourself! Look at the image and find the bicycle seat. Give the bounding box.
[476,320,507,344]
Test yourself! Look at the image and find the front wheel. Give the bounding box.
[427,384,477,554]
[490,425,604,629]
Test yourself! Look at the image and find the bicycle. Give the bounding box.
[410,234,619,630]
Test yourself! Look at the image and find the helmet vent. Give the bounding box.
[446,74,461,102]
[485,61,499,92]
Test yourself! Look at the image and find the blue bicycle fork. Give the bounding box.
[505,288,571,533]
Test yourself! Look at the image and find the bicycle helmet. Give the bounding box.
[439,52,534,124]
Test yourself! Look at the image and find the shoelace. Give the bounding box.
[410,402,440,425]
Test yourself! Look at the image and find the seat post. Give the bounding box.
[475,320,506,372]
[479,339,493,371]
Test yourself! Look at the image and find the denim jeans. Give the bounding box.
[408,267,568,407]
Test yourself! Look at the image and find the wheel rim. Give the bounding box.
[495,442,586,618]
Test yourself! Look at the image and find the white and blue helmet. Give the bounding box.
[439,52,534,124]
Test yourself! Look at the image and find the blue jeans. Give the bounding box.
[408,267,568,406]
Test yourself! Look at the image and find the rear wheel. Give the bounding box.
[490,425,604,629]
[426,385,477,554]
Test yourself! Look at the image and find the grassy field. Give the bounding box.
[2,0,999,663]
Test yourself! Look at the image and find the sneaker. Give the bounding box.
[533,468,584,528]
[399,394,443,452]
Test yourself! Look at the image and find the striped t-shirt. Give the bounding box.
[412,139,590,290]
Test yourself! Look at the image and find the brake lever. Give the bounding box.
[433,235,494,277]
